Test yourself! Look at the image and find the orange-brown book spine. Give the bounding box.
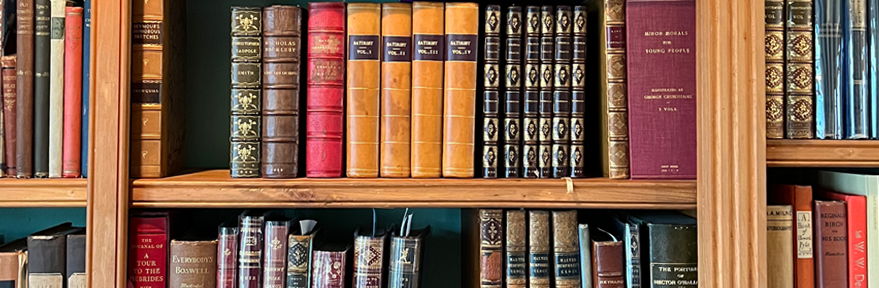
[380,3,412,177]
[410,2,444,178]
[346,3,381,178]
[768,184,815,288]
[442,2,478,178]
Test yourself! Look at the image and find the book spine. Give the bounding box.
[814,200,848,287]
[261,5,302,179]
[793,186,815,288]
[577,224,593,288]
[0,0,4,178]
[818,192,868,287]
[624,222,640,288]
[410,1,444,178]
[442,2,478,178]
[345,3,381,178]
[33,0,47,178]
[169,240,219,288]
[569,6,586,178]
[477,209,503,288]
[785,0,815,138]
[598,0,629,179]
[238,215,263,288]
[502,6,523,179]
[353,234,386,288]
[537,6,553,178]
[230,6,262,178]
[765,0,785,138]
[263,221,288,288]
[2,55,15,176]
[592,241,624,288]
[845,0,868,139]
[389,235,424,288]
[66,234,86,288]
[305,2,345,178]
[528,210,550,288]
[61,6,82,178]
[128,216,169,288]
[552,210,581,288]
[505,210,527,288]
[647,223,699,287]
[286,234,313,288]
[217,227,238,288]
[873,0,879,139]
[312,250,347,288]
[522,6,540,178]
[380,3,412,178]
[47,0,62,177]
[552,6,572,178]
[26,234,65,287]
[767,205,795,287]
[482,5,500,179]
[16,0,34,178]
[80,0,89,177]
[814,0,844,139]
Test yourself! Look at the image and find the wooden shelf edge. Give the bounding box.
[0,178,88,207]
[130,201,696,209]
[767,139,879,167]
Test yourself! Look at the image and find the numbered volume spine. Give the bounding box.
[380,3,413,178]
[785,0,814,138]
[482,5,500,178]
[410,2,444,178]
[503,6,523,178]
[346,3,381,178]
[537,6,554,178]
[551,6,572,178]
[230,7,262,178]
[505,210,527,288]
[522,6,541,178]
[441,3,479,178]
[569,6,587,178]
[262,6,302,178]
[765,0,785,138]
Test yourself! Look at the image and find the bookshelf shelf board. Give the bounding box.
[130,170,697,209]
[767,139,879,167]
[0,178,88,207]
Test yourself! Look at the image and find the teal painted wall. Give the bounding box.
[0,208,86,242]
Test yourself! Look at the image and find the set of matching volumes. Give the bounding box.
[467,209,697,288]
[0,222,86,288]
[0,0,89,178]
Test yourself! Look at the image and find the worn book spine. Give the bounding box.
[592,240,624,288]
[767,206,795,288]
[577,224,593,288]
[482,4,500,179]
[816,190,867,288]
[475,209,502,288]
[381,3,412,178]
[814,200,848,287]
[0,0,4,177]
[0,248,26,288]
[306,2,345,178]
[2,55,15,176]
[47,0,62,177]
[522,6,540,178]
[238,215,263,288]
[845,0,868,139]
[129,214,170,288]
[263,220,288,288]
[552,6,572,178]
[552,210,581,288]
[262,5,302,179]
[785,0,814,138]
[66,234,86,288]
[388,229,428,288]
[593,0,629,179]
[353,233,387,288]
[646,221,698,287]
[537,6,553,178]
[312,247,349,288]
[814,0,844,139]
[505,210,526,288]
[346,3,381,178]
[442,2,478,178]
[410,1,444,178]
[32,0,47,178]
[286,234,314,288]
[570,6,586,178]
[16,0,34,178]
[80,0,89,177]
[529,210,550,288]
[230,6,262,178]
[28,227,79,288]
[217,225,238,288]
[169,240,218,288]
[767,184,815,288]
[765,0,785,138]
[503,6,523,179]
[621,220,640,288]
[62,6,82,178]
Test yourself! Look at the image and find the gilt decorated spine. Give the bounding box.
[552,6,572,178]
[238,214,263,288]
[16,0,34,178]
[346,3,381,178]
[410,1,444,178]
[529,210,550,288]
[442,2,478,178]
[570,6,587,178]
[286,233,315,288]
[381,3,412,178]
[785,0,815,138]
[2,55,15,176]
[505,210,527,288]
[217,224,238,288]
[169,240,218,288]
[306,2,345,178]
[593,0,629,179]
[353,231,387,288]
[765,0,785,138]
[263,220,289,288]
[48,0,63,178]
[503,6,523,179]
[33,0,48,178]
[522,6,541,178]
[62,6,82,178]
[479,209,503,288]
[538,6,553,178]
[482,4,500,179]
[230,6,262,178]
[552,210,581,288]
[311,245,349,288]
[128,213,170,288]
[388,228,429,288]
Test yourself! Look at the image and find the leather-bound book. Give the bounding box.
[410,1,444,178]
[66,233,86,288]
[353,228,387,288]
[230,6,262,178]
[442,2,478,178]
[786,0,814,139]
[311,243,350,288]
[569,6,586,178]
[537,6,553,178]
[129,212,172,288]
[381,2,412,178]
[551,6,572,178]
[216,220,238,288]
[629,211,698,287]
[764,0,784,138]
[262,5,302,179]
[62,6,82,178]
[522,6,540,178]
[0,237,28,288]
[505,210,526,288]
[2,55,15,176]
[48,0,64,178]
[845,0,868,139]
[577,223,593,288]
[305,2,345,178]
[0,0,6,177]
[552,210,580,288]
[238,212,264,288]
[263,218,289,288]
[81,0,90,177]
[27,223,83,288]
[346,3,381,178]
[503,6,523,179]
[465,209,502,288]
[482,4,500,179]
[767,184,814,288]
[590,0,629,179]
[528,210,550,288]
[626,0,696,179]
[130,0,185,178]
[591,227,624,288]
[169,237,218,288]
[767,205,795,288]
[33,0,48,178]
[814,200,848,287]
[287,220,318,288]
[816,190,867,288]
[16,0,34,178]
[388,226,430,288]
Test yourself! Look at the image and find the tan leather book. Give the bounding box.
[381,3,412,177]
[169,239,218,288]
[764,0,784,138]
[592,0,630,179]
[442,2,478,178]
[346,3,381,178]
[767,205,794,288]
[410,2,444,178]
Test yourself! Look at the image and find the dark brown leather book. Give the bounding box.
[2,55,15,176]
[529,210,550,288]
[814,200,848,287]
[591,227,624,288]
[262,5,302,179]
[569,6,587,178]
[353,228,387,288]
[552,210,580,288]
[551,6,572,178]
[27,223,84,288]
[238,211,264,288]
[537,6,554,178]
[66,233,86,288]
[502,6,523,179]
[16,0,33,178]
[388,226,429,288]
[464,209,503,288]
[482,4,500,179]
[0,236,28,288]
[217,220,238,288]
[263,218,289,288]
[522,6,541,178]
[169,238,218,288]
[505,210,526,288]
[764,0,784,138]
[230,6,262,178]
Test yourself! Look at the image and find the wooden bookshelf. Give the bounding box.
[767,139,879,167]
[0,178,88,207]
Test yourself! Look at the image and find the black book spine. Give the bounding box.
[570,6,587,178]
[503,6,523,178]
[33,0,49,177]
[522,6,541,178]
[551,6,572,178]
[538,5,554,178]
[230,7,262,178]
[482,5,501,178]
[647,223,698,287]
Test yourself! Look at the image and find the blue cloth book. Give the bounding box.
[845,0,869,139]
[816,0,846,139]
[81,0,90,177]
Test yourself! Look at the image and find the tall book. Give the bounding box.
[230,6,262,178]
[767,184,815,288]
[169,237,218,288]
[552,210,580,288]
[2,55,15,176]
[845,0,869,139]
[814,0,844,139]
[873,0,879,139]
[0,237,27,288]
[48,0,63,178]
[817,171,879,285]
[80,0,89,177]
[62,6,82,178]
[381,2,412,178]
[353,228,387,288]
[388,227,429,288]
[261,5,302,179]
[27,223,82,288]
[505,210,526,288]
[625,0,696,179]
[305,2,345,178]
[287,220,317,288]
[537,5,553,178]
[464,209,503,288]
[591,227,624,288]
[814,200,848,287]
[503,6,523,179]
[629,211,698,287]
[442,2,478,178]
[767,205,795,288]
[345,2,381,178]
[569,6,587,178]
[410,1,444,178]
[522,6,541,178]
[552,6,572,178]
[128,212,171,288]
[263,218,289,288]
[16,0,34,178]
[0,0,5,177]
[33,0,48,178]
[785,0,815,139]
[238,212,263,288]
[590,0,629,179]
[216,220,238,288]
[577,223,593,288]
[765,0,784,138]
[529,210,550,288]
[816,190,868,287]
[66,233,86,288]
[482,4,500,179]
[311,243,350,288]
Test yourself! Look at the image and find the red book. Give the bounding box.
[305,2,345,178]
[817,190,868,288]
[62,7,83,178]
[625,0,696,179]
[128,212,170,288]
[311,243,349,288]
[767,184,815,288]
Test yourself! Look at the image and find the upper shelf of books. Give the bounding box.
[767,140,879,167]
[0,178,87,207]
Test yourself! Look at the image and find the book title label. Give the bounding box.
[797,211,813,258]
[383,36,412,62]
[413,34,444,61]
[445,35,477,62]
[651,263,697,287]
[348,35,379,61]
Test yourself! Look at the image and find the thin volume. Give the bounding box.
[263,219,289,288]
[593,0,630,179]
[505,210,527,288]
[48,0,64,177]
[262,5,302,179]
[80,0,90,177]
[442,2,478,178]
[287,228,317,288]
[410,1,444,178]
[551,6,572,178]
[216,223,238,288]
[765,0,785,138]
[845,0,868,138]
[2,55,15,176]
[815,0,844,139]
[33,0,48,178]
[528,210,550,288]
[537,6,553,178]
[0,0,4,178]
[238,213,264,288]
[569,6,587,178]
[873,0,879,139]
[522,6,541,178]
[230,6,262,178]
[502,5,524,179]
[388,227,429,288]
[552,210,581,288]
[62,6,82,178]
[16,0,34,178]
[482,5,501,178]
[380,2,412,178]
[785,0,814,138]
[346,3,381,178]
[305,2,345,178]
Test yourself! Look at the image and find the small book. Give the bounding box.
[311,243,350,288]
[216,219,238,288]
[814,200,848,287]
[442,2,479,178]
[590,226,624,288]
[353,227,388,288]
[27,223,84,288]
[465,209,503,288]
[551,210,580,288]
[346,2,381,178]
[66,233,86,288]
[482,4,501,179]
[505,210,527,288]
[388,226,430,288]
[263,216,290,288]
[237,210,264,288]
[767,205,795,288]
[0,236,28,288]
[230,6,262,178]
[169,230,218,288]
[287,219,318,288]
[528,210,550,288]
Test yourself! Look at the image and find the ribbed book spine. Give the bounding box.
[238,215,264,288]
[503,6,523,179]
[33,0,48,178]
[537,6,553,178]
[551,6,572,178]
[80,0,89,177]
[346,3,381,178]
[846,0,868,138]
[380,3,412,178]
[552,210,580,288]
[479,209,503,288]
[815,0,844,139]
[286,234,314,288]
[785,0,815,138]
[217,225,238,288]
[596,0,629,179]
[16,0,34,178]
[569,6,586,178]
[3,55,16,176]
[230,7,262,178]
[765,0,785,138]
[48,0,63,177]
[522,6,540,178]
[623,221,640,288]
[410,1,444,178]
[442,2,478,178]
[505,210,526,288]
[263,220,288,288]
[482,5,500,179]
[305,2,345,178]
[353,233,387,288]
[528,210,550,288]
[62,6,82,178]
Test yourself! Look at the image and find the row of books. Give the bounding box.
[225,0,697,180]
[0,223,86,287]
[0,0,91,178]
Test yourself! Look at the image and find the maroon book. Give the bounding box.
[311,243,350,288]
[305,2,345,178]
[217,221,238,288]
[814,200,848,287]
[238,212,264,288]
[262,219,289,288]
[625,0,696,179]
[128,212,171,288]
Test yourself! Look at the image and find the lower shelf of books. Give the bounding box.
[0,178,87,207]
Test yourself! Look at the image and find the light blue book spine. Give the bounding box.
[578,223,592,288]
[81,0,90,177]
[815,0,846,138]
[846,0,870,139]
[624,222,640,288]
